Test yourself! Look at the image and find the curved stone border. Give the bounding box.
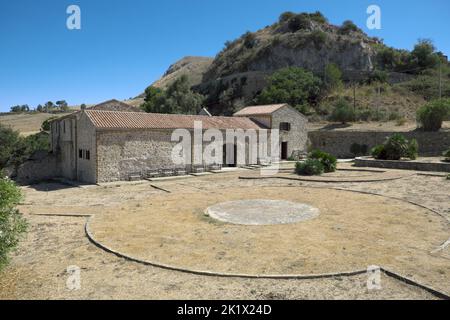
[85,221,449,299]
[239,171,414,183]
[84,186,450,299]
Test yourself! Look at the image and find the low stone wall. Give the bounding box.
[354,157,450,173]
[309,130,450,158]
[15,151,59,185]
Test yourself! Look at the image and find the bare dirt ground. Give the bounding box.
[0,166,449,300]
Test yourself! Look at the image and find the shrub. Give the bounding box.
[287,14,311,32]
[295,159,324,176]
[417,99,450,131]
[371,144,386,160]
[279,12,296,23]
[447,173,450,180]
[406,139,419,160]
[324,63,343,91]
[330,99,355,124]
[309,11,328,24]
[308,30,327,49]
[308,150,337,173]
[339,20,360,34]
[0,175,27,270]
[367,70,388,84]
[371,134,419,160]
[243,32,257,48]
[41,116,58,131]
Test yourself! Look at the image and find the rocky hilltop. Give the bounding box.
[151,56,213,89]
[203,13,377,82]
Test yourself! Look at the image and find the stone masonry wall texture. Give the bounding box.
[309,130,450,158]
[96,129,180,182]
[271,106,308,157]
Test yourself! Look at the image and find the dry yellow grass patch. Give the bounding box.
[88,186,449,294]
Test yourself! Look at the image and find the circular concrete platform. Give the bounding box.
[205,199,319,225]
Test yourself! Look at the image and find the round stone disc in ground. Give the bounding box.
[205,200,319,225]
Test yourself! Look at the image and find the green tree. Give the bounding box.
[141,76,205,115]
[56,100,69,112]
[324,63,343,91]
[0,124,49,169]
[44,101,54,113]
[141,86,166,113]
[0,175,27,270]
[10,106,21,113]
[256,67,322,114]
[411,39,440,70]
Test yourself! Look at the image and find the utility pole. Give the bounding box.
[439,59,442,100]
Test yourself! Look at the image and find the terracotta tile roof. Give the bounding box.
[233,104,288,116]
[84,110,264,130]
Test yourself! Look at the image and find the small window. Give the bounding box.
[86,150,90,160]
[280,122,291,131]
[79,149,83,159]
[63,121,66,133]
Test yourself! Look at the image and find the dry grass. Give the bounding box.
[88,186,449,294]
[1,168,449,299]
[0,112,73,136]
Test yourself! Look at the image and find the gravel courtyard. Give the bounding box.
[0,165,449,300]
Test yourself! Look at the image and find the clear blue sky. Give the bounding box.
[0,0,449,112]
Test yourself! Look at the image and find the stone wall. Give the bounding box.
[15,151,58,185]
[354,157,450,173]
[76,112,97,183]
[309,130,450,158]
[272,106,308,158]
[96,129,180,182]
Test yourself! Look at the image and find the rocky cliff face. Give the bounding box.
[202,17,378,83]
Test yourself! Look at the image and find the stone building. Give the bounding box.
[233,104,308,160]
[50,101,307,183]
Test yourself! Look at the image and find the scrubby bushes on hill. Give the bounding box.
[416,99,450,131]
[329,98,355,124]
[338,20,360,35]
[371,134,418,160]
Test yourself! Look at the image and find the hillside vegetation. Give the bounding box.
[144,11,450,121]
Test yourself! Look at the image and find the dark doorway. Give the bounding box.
[223,144,237,167]
[281,142,288,160]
